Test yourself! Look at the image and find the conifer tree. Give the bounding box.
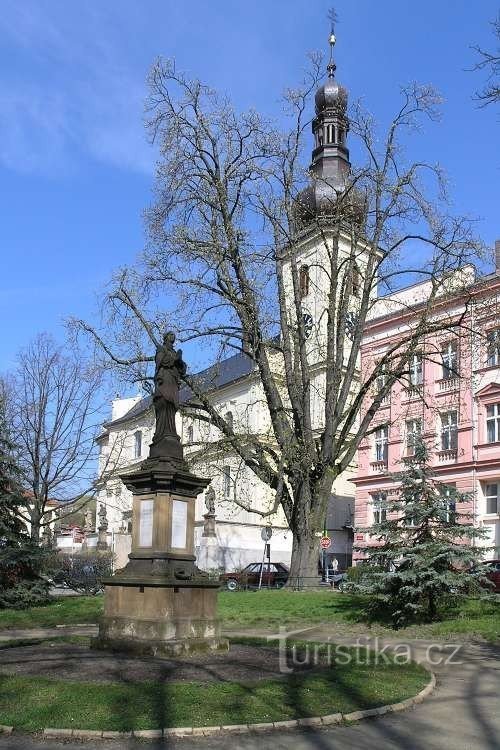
[0,393,49,609]
[357,439,488,627]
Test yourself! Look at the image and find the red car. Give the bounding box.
[484,560,500,593]
[220,562,289,591]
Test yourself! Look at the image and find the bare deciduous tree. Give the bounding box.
[72,47,483,579]
[5,334,116,542]
[473,13,500,106]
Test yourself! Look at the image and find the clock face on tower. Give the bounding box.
[302,312,314,339]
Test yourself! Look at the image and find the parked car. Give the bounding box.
[484,560,500,593]
[220,562,289,591]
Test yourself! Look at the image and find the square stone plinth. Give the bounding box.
[92,583,228,657]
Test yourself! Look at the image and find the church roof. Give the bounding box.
[104,350,253,429]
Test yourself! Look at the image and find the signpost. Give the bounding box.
[320,535,331,584]
[258,527,273,589]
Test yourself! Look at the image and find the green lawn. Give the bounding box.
[0,596,103,629]
[0,646,427,731]
[0,591,498,642]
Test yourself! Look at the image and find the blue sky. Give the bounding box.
[1,0,498,375]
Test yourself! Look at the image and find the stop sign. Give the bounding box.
[320,536,331,550]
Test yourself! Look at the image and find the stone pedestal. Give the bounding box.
[92,459,228,657]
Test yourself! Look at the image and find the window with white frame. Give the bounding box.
[374,425,388,463]
[441,341,459,380]
[486,329,500,366]
[375,362,388,400]
[485,483,499,514]
[409,353,423,386]
[406,418,422,455]
[223,465,231,498]
[372,492,387,524]
[440,484,456,523]
[440,411,458,451]
[486,403,500,443]
[133,430,142,459]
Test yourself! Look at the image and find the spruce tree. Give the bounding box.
[0,395,49,608]
[357,439,488,627]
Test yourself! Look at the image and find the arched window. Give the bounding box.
[134,430,142,459]
[223,465,231,498]
[352,264,360,296]
[225,411,234,432]
[299,265,310,298]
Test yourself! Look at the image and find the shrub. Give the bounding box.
[50,551,114,595]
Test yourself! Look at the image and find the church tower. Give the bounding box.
[294,24,364,230]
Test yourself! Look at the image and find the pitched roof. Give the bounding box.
[104,350,253,429]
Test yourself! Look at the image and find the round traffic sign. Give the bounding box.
[320,536,331,550]
[261,526,273,542]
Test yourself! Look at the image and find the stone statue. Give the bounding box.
[202,485,217,538]
[98,503,108,531]
[150,331,186,461]
[205,486,216,515]
[84,506,94,533]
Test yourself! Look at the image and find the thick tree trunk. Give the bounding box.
[30,509,41,544]
[286,477,331,588]
[287,531,321,587]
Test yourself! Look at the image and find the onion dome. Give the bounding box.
[293,27,365,231]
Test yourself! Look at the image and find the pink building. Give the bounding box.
[354,255,500,563]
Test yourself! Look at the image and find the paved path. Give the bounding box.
[0,625,499,750]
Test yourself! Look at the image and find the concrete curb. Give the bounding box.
[35,671,436,740]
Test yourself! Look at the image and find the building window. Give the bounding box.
[133,430,142,459]
[409,353,423,386]
[486,329,500,366]
[440,411,458,451]
[374,425,388,463]
[440,485,456,523]
[406,418,422,456]
[299,265,310,298]
[441,341,459,380]
[225,411,234,432]
[375,362,388,398]
[223,466,231,498]
[187,424,194,443]
[486,403,500,443]
[372,492,387,524]
[485,483,499,514]
[352,264,360,296]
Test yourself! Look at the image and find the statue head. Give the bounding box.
[163,331,176,348]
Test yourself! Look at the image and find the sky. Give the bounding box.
[1,0,499,378]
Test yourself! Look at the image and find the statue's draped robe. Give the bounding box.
[152,345,185,446]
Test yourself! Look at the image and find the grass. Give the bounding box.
[0,640,428,731]
[0,590,498,642]
[0,596,103,629]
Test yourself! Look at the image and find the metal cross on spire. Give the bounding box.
[327,7,339,78]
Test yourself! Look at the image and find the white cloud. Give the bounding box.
[0,1,154,175]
